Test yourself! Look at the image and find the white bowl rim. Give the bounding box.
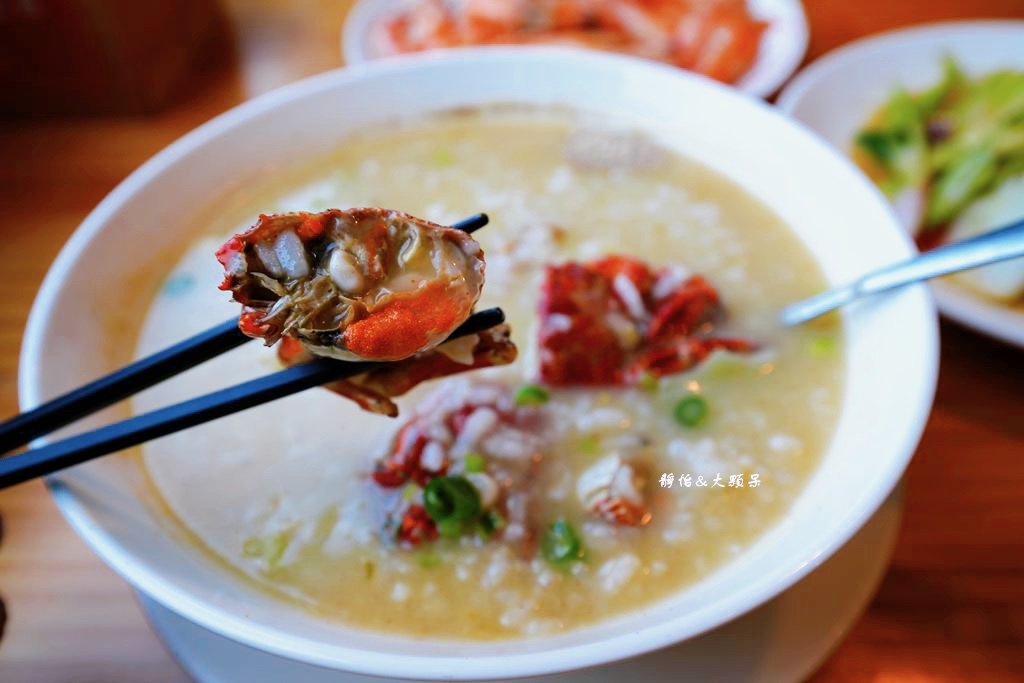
[20,47,939,680]
[340,0,809,98]
[777,18,1024,349]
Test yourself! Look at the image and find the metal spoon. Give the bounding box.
[780,216,1024,327]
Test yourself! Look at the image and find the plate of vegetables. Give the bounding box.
[778,21,1024,348]
[342,0,809,98]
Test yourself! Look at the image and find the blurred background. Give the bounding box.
[0,1,1023,681]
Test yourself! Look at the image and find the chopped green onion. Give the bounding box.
[479,510,506,539]
[417,552,442,568]
[463,453,486,473]
[673,395,709,428]
[402,483,420,501]
[638,372,659,393]
[809,335,836,357]
[423,475,481,523]
[577,436,601,456]
[515,384,550,407]
[432,150,455,167]
[241,530,292,568]
[436,518,466,539]
[541,518,585,566]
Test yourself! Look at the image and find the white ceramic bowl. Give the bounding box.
[342,0,809,98]
[21,49,937,680]
[777,20,1024,348]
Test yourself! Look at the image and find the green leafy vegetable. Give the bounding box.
[926,146,998,225]
[916,56,966,116]
[855,57,1024,232]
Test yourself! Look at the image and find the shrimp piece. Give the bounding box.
[459,0,531,42]
[277,325,518,417]
[217,208,485,362]
[671,0,767,83]
[596,0,678,58]
[373,0,457,53]
[577,454,650,526]
[371,0,765,84]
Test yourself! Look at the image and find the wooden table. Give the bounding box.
[0,1,1022,681]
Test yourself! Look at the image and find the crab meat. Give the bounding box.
[390,504,438,546]
[577,454,649,526]
[276,324,517,418]
[375,382,546,549]
[538,254,756,386]
[217,208,485,362]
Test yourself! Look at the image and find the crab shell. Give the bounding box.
[217,208,485,362]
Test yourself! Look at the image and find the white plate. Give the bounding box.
[777,20,1024,348]
[143,489,904,683]
[342,0,809,98]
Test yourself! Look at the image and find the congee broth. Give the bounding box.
[134,108,844,639]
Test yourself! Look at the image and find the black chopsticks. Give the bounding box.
[0,213,489,456]
[0,307,504,490]
[0,213,494,489]
[0,320,248,455]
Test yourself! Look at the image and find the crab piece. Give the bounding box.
[372,386,521,488]
[373,416,452,488]
[374,382,546,549]
[388,503,438,546]
[217,208,485,362]
[277,325,517,418]
[537,262,631,386]
[625,336,758,383]
[577,454,650,526]
[645,275,721,343]
[538,254,755,387]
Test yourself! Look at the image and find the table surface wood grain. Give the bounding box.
[1,1,1022,681]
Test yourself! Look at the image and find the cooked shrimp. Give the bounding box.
[373,0,767,85]
[217,208,485,362]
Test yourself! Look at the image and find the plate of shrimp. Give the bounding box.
[342,0,809,98]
